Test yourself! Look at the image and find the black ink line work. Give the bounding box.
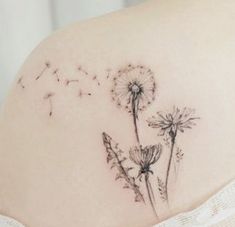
[78,89,92,98]
[147,107,199,202]
[106,68,112,79]
[17,76,25,89]
[52,69,60,82]
[111,64,156,144]
[102,133,145,203]
[92,75,101,86]
[65,79,79,86]
[77,65,101,86]
[36,61,51,80]
[102,63,200,218]
[43,92,55,117]
[103,64,161,218]
[129,144,162,217]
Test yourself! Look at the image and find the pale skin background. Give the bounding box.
[0,0,235,226]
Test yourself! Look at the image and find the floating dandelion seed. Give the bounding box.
[112,64,156,143]
[43,92,55,117]
[78,89,92,98]
[35,61,51,80]
[77,65,89,76]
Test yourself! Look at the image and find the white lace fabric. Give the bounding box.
[0,180,235,227]
[154,180,235,227]
[0,215,25,227]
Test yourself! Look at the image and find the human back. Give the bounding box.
[0,0,235,226]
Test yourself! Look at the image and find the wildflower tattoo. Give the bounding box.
[111,64,156,144]
[147,107,199,201]
[102,64,162,218]
[102,64,200,218]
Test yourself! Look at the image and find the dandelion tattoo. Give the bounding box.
[111,64,156,144]
[147,107,199,201]
[20,59,200,216]
[102,64,161,217]
[65,79,79,86]
[102,64,200,217]
[35,61,51,80]
[129,144,162,217]
[102,133,145,203]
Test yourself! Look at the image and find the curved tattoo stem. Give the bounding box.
[165,131,177,202]
[145,173,158,218]
[132,95,140,144]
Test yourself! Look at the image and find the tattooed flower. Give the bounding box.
[147,107,199,138]
[111,64,156,114]
[129,144,162,178]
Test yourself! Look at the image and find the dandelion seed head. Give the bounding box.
[111,65,157,113]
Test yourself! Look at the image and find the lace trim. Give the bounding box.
[0,215,25,227]
[154,180,235,227]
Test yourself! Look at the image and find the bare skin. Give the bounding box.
[0,0,235,226]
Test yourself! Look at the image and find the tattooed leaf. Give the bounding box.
[102,132,145,203]
[176,147,184,163]
[157,177,167,201]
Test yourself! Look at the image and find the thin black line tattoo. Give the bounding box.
[147,107,199,202]
[35,61,51,80]
[103,64,160,218]
[106,68,112,79]
[78,89,92,98]
[102,133,145,203]
[77,65,101,86]
[43,92,55,117]
[52,69,60,82]
[129,144,162,217]
[92,75,101,86]
[77,65,89,76]
[111,64,156,144]
[20,59,200,217]
[65,79,79,86]
[17,76,25,89]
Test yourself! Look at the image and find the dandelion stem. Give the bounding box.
[132,95,140,144]
[145,173,158,218]
[165,131,177,202]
